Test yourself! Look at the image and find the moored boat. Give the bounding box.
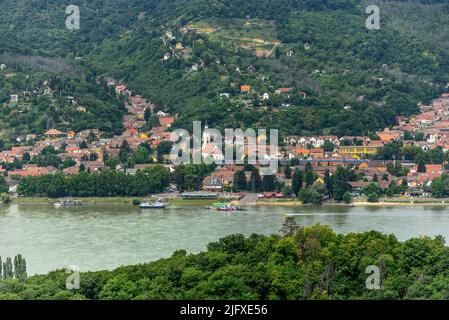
[139,199,166,209]
[54,200,82,207]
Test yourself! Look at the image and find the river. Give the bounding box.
[1,202,449,275]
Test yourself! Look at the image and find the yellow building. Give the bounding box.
[338,146,379,157]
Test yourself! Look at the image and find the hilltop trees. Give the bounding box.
[3,223,449,300]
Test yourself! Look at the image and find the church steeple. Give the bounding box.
[203,120,211,145]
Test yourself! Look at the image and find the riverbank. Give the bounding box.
[11,196,449,207]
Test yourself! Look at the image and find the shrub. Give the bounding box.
[367,193,379,203]
[342,192,352,204]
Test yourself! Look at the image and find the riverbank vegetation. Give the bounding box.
[1,222,449,300]
[16,166,171,198]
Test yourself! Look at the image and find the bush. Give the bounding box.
[386,188,395,197]
[342,192,352,204]
[363,183,382,197]
[367,193,379,203]
[132,199,141,206]
[0,193,11,204]
[299,188,323,205]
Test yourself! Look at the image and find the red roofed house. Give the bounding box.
[45,129,65,137]
[241,85,250,93]
[160,116,175,127]
[407,164,444,187]
[275,88,294,94]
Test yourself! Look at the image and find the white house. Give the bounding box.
[262,93,270,100]
[10,95,18,104]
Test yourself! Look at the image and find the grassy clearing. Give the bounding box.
[186,18,280,55]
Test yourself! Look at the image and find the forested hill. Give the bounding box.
[1,0,449,136]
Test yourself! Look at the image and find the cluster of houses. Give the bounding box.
[2,78,449,198]
[0,81,179,192]
[200,94,449,195]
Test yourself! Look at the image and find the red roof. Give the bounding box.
[277,87,294,93]
[160,117,175,126]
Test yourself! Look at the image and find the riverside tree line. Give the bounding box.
[16,166,171,198]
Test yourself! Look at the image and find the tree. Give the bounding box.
[233,170,248,191]
[0,175,8,193]
[2,257,14,280]
[363,183,382,197]
[63,158,77,169]
[292,169,303,195]
[322,140,335,152]
[1,193,11,204]
[13,254,27,281]
[367,193,379,203]
[119,140,131,163]
[157,141,174,163]
[89,153,99,161]
[298,188,323,205]
[431,176,449,198]
[280,216,299,236]
[324,169,332,197]
[290,158,299,166]
[284,165,292,179]
[87,131,97,144]
[305,163,315,187]
[275,47,280,59]
[332,167,349,201]
[134,146,150,164]
[262,175,277,192]
[342,192,352,204]
[418,160,426,173]
[144,108,152,122]
[250,167,262,193]
[173,165,186,192]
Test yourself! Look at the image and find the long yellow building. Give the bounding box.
[338,145,380,157]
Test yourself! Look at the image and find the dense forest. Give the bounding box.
[1,222,449,300]
[1,0,449,139]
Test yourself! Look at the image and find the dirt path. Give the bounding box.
[238,193,259,205]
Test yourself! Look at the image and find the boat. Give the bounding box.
[207,203,245,212]
[217,206,234,212]
[139,199,166,209]
[54,200,82,207]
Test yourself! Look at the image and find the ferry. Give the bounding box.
[139,199,166,209]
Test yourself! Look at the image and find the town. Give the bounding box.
[2,78,449,204]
